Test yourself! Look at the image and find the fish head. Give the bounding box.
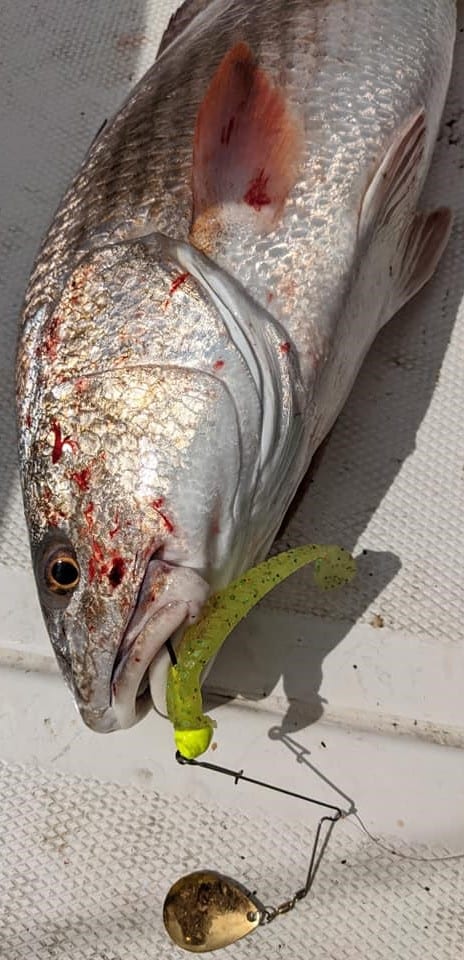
[24,396,210,731]
[19,242,260,732]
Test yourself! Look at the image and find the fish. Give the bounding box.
[16,0,456,733]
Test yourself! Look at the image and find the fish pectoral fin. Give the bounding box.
[358,107,452,314]
[358,109,426,240]
[190,41,303,253]
[392,207,452,312]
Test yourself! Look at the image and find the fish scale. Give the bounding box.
[17,0,456,734]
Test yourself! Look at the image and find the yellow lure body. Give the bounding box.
[166,545,356,758]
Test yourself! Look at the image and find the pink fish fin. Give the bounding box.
[157,0,210,58]
[358,109,427,239]
[190,41,303,252]
[392,207,452,312]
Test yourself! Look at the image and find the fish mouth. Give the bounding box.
[107,560,210,731]
[110,601,189,729]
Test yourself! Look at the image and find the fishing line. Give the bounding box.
[163,750,346,950]
[164,747,464,950]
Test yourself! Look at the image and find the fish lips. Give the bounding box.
[81,560,211,733]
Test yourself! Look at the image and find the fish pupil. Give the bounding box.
[52,559,78,587]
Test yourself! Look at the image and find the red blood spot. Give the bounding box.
[170,272,189,296]
[244,168,271,210]
[151,498,174,534]
[75,378,89,394]
[280,341,291,354]
[51,422,78,463]
[71,467,91,491]
[36,314,62,361]
[220,115,235,146]
[108,557,125,588]
[164,272,189,307]
[213,359,225,371]
[25,414,32,428]
[134,656,141,663]
[88,536,126,587]
[267,292,274,304]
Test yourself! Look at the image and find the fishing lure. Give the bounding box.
[166,545,356,758]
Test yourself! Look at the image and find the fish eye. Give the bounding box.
[46,553,80,593]
[36,536,81,603]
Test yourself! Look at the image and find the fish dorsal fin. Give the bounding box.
[157,0,212,58]
[190,42,302,252]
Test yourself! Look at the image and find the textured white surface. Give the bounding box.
[1,762,464,960]
[1,2,464,958]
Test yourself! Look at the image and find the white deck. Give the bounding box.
[1,2,464,957]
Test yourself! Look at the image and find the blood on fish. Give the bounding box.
[170,272,189,295]
[36,314,62,361]
[244,168,271,210]
[25,414,32,428]
[151,498,175,534]
[280,341,291,354]
[164,272,189,308]
[75,378,89,394]
[88,535,126,588]
[108,557,125,588]
[71,467,91,491]
[213,359,225,371]
[51,422,79,464]
[93,542,104,564]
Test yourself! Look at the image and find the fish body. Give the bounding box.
[17,0,456,731]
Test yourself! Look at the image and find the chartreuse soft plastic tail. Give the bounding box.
[166,544,356,759]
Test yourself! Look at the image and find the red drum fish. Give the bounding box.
[16,0,456,731]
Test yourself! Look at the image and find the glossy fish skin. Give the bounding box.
[17,0,456,732]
